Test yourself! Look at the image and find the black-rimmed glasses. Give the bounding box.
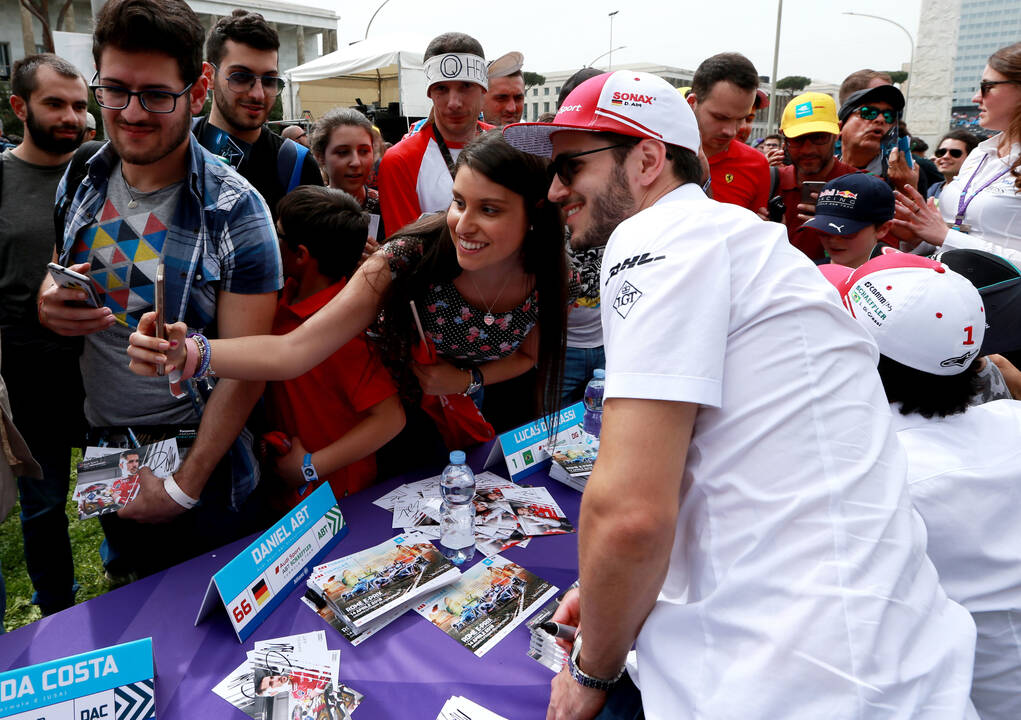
[980,79,1020,97]
[91,81,194,114]
[856,105,896,124]
[548,143,633,186]
[211,64,285,96]
[934,147,964,159]
[784,132,833,147]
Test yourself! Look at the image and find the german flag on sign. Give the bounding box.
[251,579,270,607]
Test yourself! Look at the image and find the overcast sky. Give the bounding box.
[294,0,923,86]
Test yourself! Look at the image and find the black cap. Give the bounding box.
[802,173,895,236]
[838,85,906,122]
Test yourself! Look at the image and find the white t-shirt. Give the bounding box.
[891,400,1021,720]
[940,134,1021,264]
[602,184,978,719]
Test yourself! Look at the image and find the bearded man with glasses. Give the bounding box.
[37,0,282,581]
[193,10,323,219]
[770,92,859,261]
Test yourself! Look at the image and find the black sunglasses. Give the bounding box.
[856,105,896,124]
[934,147,964,159]
[548,143,633,185]
[980,79,1020,97]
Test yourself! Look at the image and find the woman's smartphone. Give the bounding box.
[47,262,100,308]
[154,263,165,376]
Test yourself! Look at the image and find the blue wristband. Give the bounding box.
[299,452,318,497]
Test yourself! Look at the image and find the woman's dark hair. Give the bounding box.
[375,130,568,427]
[93,0,205,85]
[877,355,981,418]
[277,187,367,282]
[938,129,980,156]
[988,42,1021,192]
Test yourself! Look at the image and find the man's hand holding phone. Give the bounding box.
[39,262,117,336]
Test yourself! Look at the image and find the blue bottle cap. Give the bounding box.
[449,450,466,464]
[593,369,606,379]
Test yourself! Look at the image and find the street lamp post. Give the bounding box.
[608,11,619,71]
[767,0,783,133]
[365,0,394,39]
[587,47,627,69]
[842,12,915,114]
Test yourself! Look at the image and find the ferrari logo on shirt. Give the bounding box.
[725,173,735,183]
[613,281,643,319]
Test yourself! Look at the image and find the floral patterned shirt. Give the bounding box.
[382,236,555,363]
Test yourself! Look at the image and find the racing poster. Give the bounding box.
[414,555,558,657]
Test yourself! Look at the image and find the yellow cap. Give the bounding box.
[780,92,839,137]
[677,86,691,98]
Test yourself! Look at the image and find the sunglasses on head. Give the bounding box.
[547,142,633,186]
[856,105,896,124]
[934,147,964,159]
[980,79,1020,97]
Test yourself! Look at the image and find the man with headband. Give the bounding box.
[503,72,978,719]
[377,32,491,234]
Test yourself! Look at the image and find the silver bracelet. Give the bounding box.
[163,473,199,509]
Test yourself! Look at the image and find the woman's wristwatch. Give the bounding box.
[463,366,484,396]
[568,634,626,691]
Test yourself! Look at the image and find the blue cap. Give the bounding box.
[593,369,605,379]
[449,450,466,464]
[801,173,895,236]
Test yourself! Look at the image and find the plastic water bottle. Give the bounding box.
[583,369,606,437]
[440,451,476,566]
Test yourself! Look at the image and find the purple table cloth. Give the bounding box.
[0,447,581,719]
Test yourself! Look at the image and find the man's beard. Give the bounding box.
[570,164,636,250]
[213,80,266,133]
[26,105,84,154]
[111,109,192,166]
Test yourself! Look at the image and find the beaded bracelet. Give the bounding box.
[188,332,214,379]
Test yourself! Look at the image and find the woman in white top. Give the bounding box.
[895,42,1021,263]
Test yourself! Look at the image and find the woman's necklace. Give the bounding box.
[467,271,514,326]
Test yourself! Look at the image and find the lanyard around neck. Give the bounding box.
[955,154,1011,225]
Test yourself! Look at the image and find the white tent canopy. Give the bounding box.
[284,33,431,120]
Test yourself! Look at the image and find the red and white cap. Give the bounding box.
[502,71,700,157]
[822,254,986,376]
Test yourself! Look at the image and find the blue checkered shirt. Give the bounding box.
[58,139,283,509]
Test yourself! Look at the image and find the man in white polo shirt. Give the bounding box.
[822,253,1021,720]
[503,73,978,719]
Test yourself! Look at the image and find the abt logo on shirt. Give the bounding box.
[613,281,643,319]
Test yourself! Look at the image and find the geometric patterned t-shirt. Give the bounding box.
[71,163,181,328]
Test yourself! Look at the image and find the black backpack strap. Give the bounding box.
[54,140,105,254]
[769,165,780,199]
[277,137,310,194]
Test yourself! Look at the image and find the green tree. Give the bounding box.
[886,71,909,84]
[776,75,812,92]
[523,72,546,90]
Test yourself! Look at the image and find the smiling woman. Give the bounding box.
[127,131,574,445]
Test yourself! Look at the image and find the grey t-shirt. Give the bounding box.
[0,150,69,326]
[79,163,198,427]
